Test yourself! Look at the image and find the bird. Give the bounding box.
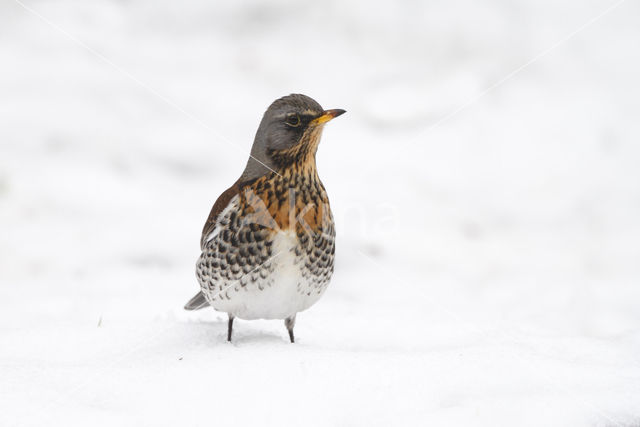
[184,94,345,343]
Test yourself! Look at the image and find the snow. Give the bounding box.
[1,0,640,425]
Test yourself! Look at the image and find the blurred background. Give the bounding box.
[1,0,639,426]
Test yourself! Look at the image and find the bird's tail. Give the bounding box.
[184,291,210,310]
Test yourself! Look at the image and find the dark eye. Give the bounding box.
[285,113,301,127]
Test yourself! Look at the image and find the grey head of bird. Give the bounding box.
[241,94,345,181]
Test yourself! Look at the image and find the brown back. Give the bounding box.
[199,180,243,250]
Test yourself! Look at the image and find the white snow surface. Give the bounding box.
[1,0,640,426]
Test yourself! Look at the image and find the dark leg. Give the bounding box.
[227,314,234,342]
[285,315,296,343]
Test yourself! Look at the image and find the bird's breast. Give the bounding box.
[197,170,336,320]
[241,170,333,236]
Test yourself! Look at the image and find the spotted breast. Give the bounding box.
[196,170,335,321]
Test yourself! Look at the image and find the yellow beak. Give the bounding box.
[311,109,346,125]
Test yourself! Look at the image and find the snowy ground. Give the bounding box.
[1,0,640,425]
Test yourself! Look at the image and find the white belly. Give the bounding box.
[208,231,325,320]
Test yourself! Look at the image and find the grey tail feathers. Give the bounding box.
[184,291,210,310]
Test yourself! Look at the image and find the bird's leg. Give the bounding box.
[227,314,234,342]
[285,315,296,343]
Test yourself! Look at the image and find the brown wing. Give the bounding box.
[200,180,242,250]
